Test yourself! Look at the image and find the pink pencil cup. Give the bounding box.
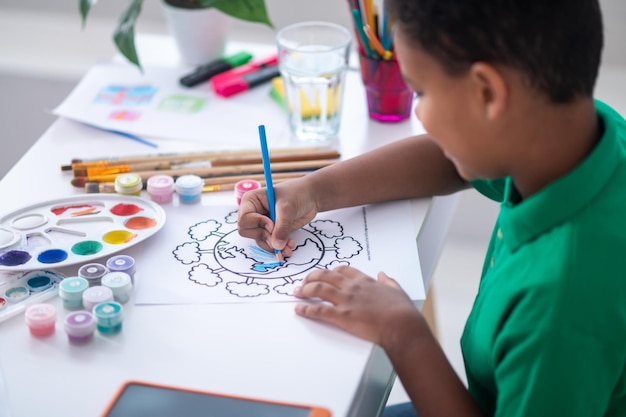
[358,53,413,122]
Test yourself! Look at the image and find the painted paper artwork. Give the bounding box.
[133,201,424,305]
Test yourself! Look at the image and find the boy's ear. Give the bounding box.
[469,62,508,120]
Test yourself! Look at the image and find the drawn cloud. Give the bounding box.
[188,264,222,287]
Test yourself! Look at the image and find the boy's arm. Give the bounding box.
[308,134,468,212]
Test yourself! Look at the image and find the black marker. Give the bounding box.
[179,51,253,87]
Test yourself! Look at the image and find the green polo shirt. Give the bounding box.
[461,100,626,417]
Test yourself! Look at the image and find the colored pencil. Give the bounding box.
[258,125,284,264]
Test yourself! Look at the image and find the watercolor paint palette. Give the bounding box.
[0,269,64,323]
[0,195,166,271]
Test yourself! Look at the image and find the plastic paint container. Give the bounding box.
[24,303,56,337]
[5,286,29,303]
[59,276,90,310]
[64,311,96,344]
[175,174,203,204]
[101,272,133,304]
[78,263,109,287]
[93,301,123,335]
[114,173,143,196]
[106,255,136,283]
[234,179,261,205]
[147,175,175,204]
[82,285,114,311]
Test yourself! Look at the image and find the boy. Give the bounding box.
[238,0,626,415]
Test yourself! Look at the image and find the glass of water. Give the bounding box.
[276,21,352,142]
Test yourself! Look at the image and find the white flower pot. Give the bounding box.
[162,2,231,67]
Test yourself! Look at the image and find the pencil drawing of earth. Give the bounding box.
[172,210,364,299]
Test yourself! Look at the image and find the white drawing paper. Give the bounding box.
[134,200,424,305]
[52,62,293,147]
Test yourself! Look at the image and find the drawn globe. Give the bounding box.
[214,229,325,279]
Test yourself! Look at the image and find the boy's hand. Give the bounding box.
[293,266,422,349]
[237,179,318,256]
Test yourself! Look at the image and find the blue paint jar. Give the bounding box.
[59,276,89,310]
[174,174,203,204]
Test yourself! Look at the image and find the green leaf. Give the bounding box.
[113,0,144,70]
[79,0,98,27]
[212,0,274,28]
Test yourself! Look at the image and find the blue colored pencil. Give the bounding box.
[258,125,284,263]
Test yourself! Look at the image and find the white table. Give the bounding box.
[0,36,459,417]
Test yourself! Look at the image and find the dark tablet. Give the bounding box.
[102,380,332,417]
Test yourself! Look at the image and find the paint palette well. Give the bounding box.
[0,195,166,271]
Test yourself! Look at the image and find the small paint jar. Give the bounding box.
[24,303,56,337]
[106,255,136,283]
[147,175,175,204]
[5,286,29,303]
[101,272,133,304]
[93,301,123,335]
[59,276,90,310]
[78,262,109,287]
[175,174,203,204]
[114,173,143,196]
[82,285,114,311]
[64,311,96,344]
[234,179,261,205]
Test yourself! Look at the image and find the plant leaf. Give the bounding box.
[212,0,274,28]
[113,0,144,70]
[79,0,98,27]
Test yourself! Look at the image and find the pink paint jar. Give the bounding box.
[25,303,56,337]
[147,175,175,204]
[234,179,261,205]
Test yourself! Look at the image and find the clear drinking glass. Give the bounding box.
[277,21,352,142]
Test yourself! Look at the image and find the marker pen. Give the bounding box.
[179,51,253,87]
[211,54,279,96]
[212,64,280,97]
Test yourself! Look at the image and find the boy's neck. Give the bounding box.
[510,98,600,199]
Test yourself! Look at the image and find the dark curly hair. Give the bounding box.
[386,0,603,103]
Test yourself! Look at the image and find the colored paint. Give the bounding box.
[110,203,143,216]
[59,276,90,310]
[5,286,29,303]
[234,179,261,205]
[0,250,31,266]
[93,301,123,335]
[37,249,68,264]
[146,175,174,203]
[102,272,133,304]
[71,240,103,256]
[82,285,114,311]
[26,275,52,293]
[70,207,100,216]
[0,298,5,311]
[114,173,143,196]
[64,311,96,344]
[125,216,157,230]
[51,204,93,215]
[106,255,136,283]
[24,303,56,337]
[78,263,109,287]
[102,230,136,244]
[174,174,203,204]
